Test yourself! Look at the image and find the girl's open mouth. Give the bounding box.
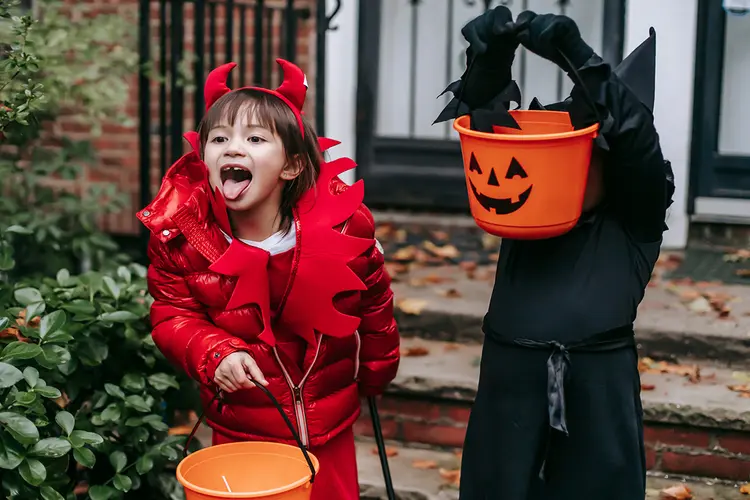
[220,166,252,201]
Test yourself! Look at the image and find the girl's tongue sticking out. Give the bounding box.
[220,166,252,201]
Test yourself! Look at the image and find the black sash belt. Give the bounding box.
[491,325,636,480]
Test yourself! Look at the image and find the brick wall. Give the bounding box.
[52,0,317,237]
[357,395,750,481]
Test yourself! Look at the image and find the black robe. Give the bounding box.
[458,54,674,500]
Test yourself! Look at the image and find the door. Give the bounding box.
[689,0,750,220]
[356,0,624,211]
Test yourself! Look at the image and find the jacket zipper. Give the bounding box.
[353,330,361,380]
[274,337,322,447]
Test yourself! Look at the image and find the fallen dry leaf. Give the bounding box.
[639,358,701,383]
[736,269,750,278]
[444,343,460,352]
[412,459,438,469]
[371,446,399,457]
[460,261,478,272]
[641,383,656,391]
[397,298,428,315]
[724,249,750,262]
[375,223,394,240]
[438,288,462,298]
[385,262,409,276]
[395,229,408,243]
[481,233,501,250]
[423,240,461,260]
[403,346,430,357]
[392,245,418,262]
[728,384,750,397]
[739,483,750,494]
[439,468,461,488]
[659,484,693,499]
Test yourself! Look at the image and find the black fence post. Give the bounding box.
[195,0,206,125]
[138,0,151,245]
[169,0,185,172]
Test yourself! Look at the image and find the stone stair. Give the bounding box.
[354,336,750,489]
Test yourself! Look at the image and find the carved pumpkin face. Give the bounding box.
[466,153,533,215]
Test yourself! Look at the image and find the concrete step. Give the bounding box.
[354,337,750,482]
[388,264,750,369]
[356,439,749,500]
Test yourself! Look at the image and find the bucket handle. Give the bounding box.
[182,379,317,484]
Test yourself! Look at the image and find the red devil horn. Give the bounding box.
[205,62,237,110]
[274,59,307,112]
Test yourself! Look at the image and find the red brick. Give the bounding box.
[645,448,658,470]
[643,425,711,449]
[377,398,442,422]
[353,415,399,441]
[661,451,750,481]
[716,431,750,456]
[444,405,472,425]
[402,421,466,448]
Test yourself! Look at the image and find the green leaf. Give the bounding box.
[40,485,65,500]
[56,268,71,287]
[117,266,131,283]
[0,362,24,388]
[0,317,8,331]
[77,337,108,366]
[104,383,125,400]
[124,417,143,427]
[110,450,127,473]
[19,458,46,486]
[121,373,145,392]
[97,311,139,322]
[101,404,121,422]
[40,310,66,339]
[5,225,33,234]
[113,473,133,492]
[25,301,46,321]
[124,395,150,413]
[30,437,72,458]
[160,446,179,461]
[147,373,180,391]
[61,299,95,316]
[0,412,40,445]
[136,454,154,474]
[56,411,75,436]
[88,485,118,500]
[0,433,24,469]
[102,276,120,300]
[35,385,62,399]
[22,366,39,387]
[73,446,96,468]
[1,342,43,362]
[69,430,103,446]
[44,330,73,343]
[13,391,36,406]
[14,287,42,306]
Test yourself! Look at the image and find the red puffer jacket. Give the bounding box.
[138,151,400,448]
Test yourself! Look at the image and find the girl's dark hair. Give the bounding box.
[197,89,321,234]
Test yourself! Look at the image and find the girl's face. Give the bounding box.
[203,109,300,213]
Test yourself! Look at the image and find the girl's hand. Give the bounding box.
[214,352,269,393]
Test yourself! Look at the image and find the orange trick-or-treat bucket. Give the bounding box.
[177,441,320,500]
[453,109,599,240]
[176,382,319,500]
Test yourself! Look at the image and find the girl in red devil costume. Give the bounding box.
[137,59,400,499]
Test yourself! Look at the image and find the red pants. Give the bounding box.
[212,426,359,500]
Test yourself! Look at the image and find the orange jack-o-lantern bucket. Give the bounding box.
[453,110,599,240]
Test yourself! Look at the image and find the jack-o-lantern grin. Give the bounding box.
[467,153,533,215]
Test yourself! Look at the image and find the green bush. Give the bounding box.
[0,2,201,498]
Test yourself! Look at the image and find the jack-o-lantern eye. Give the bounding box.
[469,153,483,175]
[505,157,528,179]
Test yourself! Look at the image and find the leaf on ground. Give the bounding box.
[739,483,750,494]
[437,288,462,298]
[732,371,750,382]
[736,269,750,278]
[385,262,409,277]
[423,241,460,260]
[439,468,461,488]
[659,484,693,499]
[168,425,194,436]
[371,446,398,457]
[403,346,430,357]
[396,298,428,315]
[728,384,750,398]
[392,246,418,262]
[444,343,460,352]
[639,358,701,383]
[412,459,438,469]
[724,249,750,262]
[640,383,656,391]
[481,233,501,250]
[375,223,394,241]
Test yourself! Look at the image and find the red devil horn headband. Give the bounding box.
[203,58,308,137]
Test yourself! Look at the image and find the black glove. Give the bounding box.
[515,11,594,72]
[458,5,519,109]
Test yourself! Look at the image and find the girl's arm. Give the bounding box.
[355,211,401,397]
[146,234,251,386]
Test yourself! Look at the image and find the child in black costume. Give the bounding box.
[434,7,675,500]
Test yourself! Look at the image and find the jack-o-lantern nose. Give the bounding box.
[488,168,500,186]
